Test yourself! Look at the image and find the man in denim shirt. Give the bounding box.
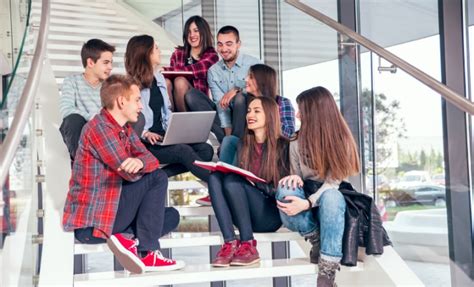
[208,26,261,136]
[188,26,261,206]
[185,26,260,137]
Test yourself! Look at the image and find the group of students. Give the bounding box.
[60,15,359,286]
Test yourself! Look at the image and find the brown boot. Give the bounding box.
[305,231,320,264]
[317,258,340,287]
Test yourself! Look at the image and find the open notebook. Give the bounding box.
[193,161,267,183]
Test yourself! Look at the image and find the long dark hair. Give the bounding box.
[180,15,214,58]
[125,34,155,89]
[248,64,277,99]
[239,97,288,186]
[297,86,360,181]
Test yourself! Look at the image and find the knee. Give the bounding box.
[174,77,190,90]
[64,113,86,123]
[184,89,197,107]
[233,93,246,107]
[223,174,244,193]
[276,185,305,202]
[200,144,214,161]
[151,169,168,186]
[61,114,86,130]
[221,135,239,148]
[319,189,346,213]
[165,207,180,228]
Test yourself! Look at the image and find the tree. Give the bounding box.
[361,89,406,175]
[420,150,427,169]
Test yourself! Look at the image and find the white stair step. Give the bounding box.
[31,9,127,22]
[32,2,117,15]
[49,54,125,62]
[48,35,129,45]
[75,230,301,255]
[73,258,323,286]
[49,26,134,37]
[168,180,205,190]
[52,65,125,74]
[52,65,126,74]
[49,0,108,8]
[31,17,137,30]
[48,44,126,53]
[174,205,214,216]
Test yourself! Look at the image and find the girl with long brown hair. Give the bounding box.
[208,96,289,267]
[276,86,360,287]
[125,34,213,183]
[164,15,219,112]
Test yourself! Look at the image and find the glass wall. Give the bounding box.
[215,0,261,59]
[359,0,450,285]
[280,0,340,121]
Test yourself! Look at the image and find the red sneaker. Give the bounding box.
[107,233,144,274]
[230,239,260,266]
[196,195,212,206]
[141,250,185,272]
[212,240,240,267]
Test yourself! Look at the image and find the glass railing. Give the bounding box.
[283,0,453,286]
[1,0,48,286]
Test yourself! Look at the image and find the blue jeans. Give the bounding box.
[219,135,239,164]
[276,185,346,260]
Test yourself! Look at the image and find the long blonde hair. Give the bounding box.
[297,86,360,181]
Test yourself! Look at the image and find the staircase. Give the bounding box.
[29,0,426,286]
[31,0,176,87]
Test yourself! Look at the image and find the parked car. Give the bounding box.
[432,174,445,186]
[391,170,432,189]
[382,184,446,208]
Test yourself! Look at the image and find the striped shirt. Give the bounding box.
[59,74,102,120]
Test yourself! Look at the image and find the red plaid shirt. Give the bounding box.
[165,47,218,95]
[62,109,160,238]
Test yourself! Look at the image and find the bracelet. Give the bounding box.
[306,199,313,210]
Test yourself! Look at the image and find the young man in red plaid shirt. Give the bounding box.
[62,75,184,273]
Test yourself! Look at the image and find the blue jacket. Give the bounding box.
[140,71,172,137]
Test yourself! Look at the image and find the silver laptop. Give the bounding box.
[157,111,216,146]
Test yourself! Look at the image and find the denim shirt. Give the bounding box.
[207,53,261,128]
[140,71,172,137]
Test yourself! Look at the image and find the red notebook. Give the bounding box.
[161,70,193,80]
[193,161,267,183]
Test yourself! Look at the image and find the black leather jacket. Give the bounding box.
[304,180,392,266]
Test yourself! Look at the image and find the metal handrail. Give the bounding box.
[285,0,474,115]
[0,0,50,188]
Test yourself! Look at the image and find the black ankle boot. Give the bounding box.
[305,231,320,264]
[317,258,340,287]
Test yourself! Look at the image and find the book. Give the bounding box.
[193,161,267,183]
[161,70,194,80]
